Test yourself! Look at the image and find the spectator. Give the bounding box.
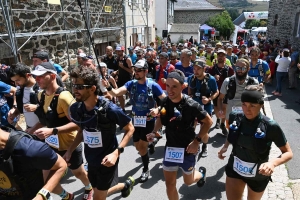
[288,46,299,89]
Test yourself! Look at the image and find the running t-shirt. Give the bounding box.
[175,61,193,94]
[156,64,175,90]
[23,86,39,127]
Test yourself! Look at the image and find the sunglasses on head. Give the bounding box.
[235,66,247,72]
[72,84,93,90]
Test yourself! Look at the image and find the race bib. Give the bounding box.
[164,147,184,163]
[232,106,243,113]
[195,92,201,97]
[45,135,60,149]
[233,156,257,177]
[133,116,147,127]
[83,129,103,148]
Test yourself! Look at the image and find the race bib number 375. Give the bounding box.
[83,129,103,148]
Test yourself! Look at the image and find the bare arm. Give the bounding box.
[56,122,79,134]
[217,93,226,112]
[109,76,118,89]
[67,129,83,153]
[270,142,293,167]
[59,70,69,82]
[197,114,213,143]
[209,89,219,100]
[108,85,128,97]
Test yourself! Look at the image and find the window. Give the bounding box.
[295,12,300,37]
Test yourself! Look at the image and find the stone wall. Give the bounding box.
[174,10,223,24]
[0,0,123,69]
[267,0,300,48]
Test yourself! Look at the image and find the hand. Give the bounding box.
[259,162,275,176]
[149,108,160,117]
[25,127,34,134]
[202,96,210,105]
[297,63,300,68]
[146,133,155,142]
[32,194,44,200]
[119,61,124,68]
[111,71,117,77]
[183,82,188,89]
[34,128,54,140]
[218,146,228,160]
[7,108,16,124]
[101,152,118,167]
[63,150,73,167]
[24,104,38,112]
[161,78,166,84]
[218,110,225,118]
[101,79,110,88]
[215,75,220,81]
[186,140,199,154]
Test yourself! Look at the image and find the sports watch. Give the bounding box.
[117,146,124,153]
[195,136,201,143]
[52,128,58,135]
[37,188,51,200]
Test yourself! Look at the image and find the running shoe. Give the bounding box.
[220,123,228,136]
[121,176,135,198]
[148,138,158,155]
[215,119,220,129]
[197,167,206,187]
[140,170,149,183]
[82,189,93,200]
[201,145,208,158]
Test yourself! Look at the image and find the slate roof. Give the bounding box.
[174,0,224,10]
[169,24,200,33]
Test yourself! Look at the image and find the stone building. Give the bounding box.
[169,0,224,43]
[267,0,300,47]
[0,0,124,68]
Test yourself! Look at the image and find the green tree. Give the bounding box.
[260,20,268,27]
[205,11,235,38]
[227,8,240,21]
[244,19,261,29]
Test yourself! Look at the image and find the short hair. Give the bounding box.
[181,49,192,56]
[236,58,250,68]
[70,67,100,95]
[250,47,261,54]
[9,62,31,78]
[170,51,178,58]
[283,51,289,57]
[291,46,298,51]
[244,84,264,95]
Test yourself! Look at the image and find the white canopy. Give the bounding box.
[252,27,267,32]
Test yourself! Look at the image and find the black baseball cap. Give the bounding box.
[33,51,49,61]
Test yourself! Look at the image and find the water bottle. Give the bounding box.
[228,121,239,144]
[255,128,266,139]
[174,107,182,120]
[229,121,238,131]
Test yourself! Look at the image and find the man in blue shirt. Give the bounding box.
[188,59,219,157]
[103,59,166,183]
[248,47,270,83]
[175,49,194,94]
[127,46,137,65]
[289,46,299,89]
[67,67,135,199]
[0,81,17,125]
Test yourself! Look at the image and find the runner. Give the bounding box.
[66,67,135,199]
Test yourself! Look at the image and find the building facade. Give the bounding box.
[267,0,300,47]
[0,0,123,67]
[125,0,156,49]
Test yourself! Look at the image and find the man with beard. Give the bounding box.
[8,63,40,134]
[188,59,219,157]
[217,58,259,135]
[102,59,166,183]
[237,44,248,58]
[145,51,159,79]
[111,46,133,112]
[66,67,135,199]
[31,62,93,200]
[207,49,234,135]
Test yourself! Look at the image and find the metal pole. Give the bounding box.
[122,0,127,52]
[85,0,91,55]
[146,0,149,45]
[61,0,70,68]
[9,0,18,62]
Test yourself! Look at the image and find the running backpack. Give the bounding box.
[129,79,156,109]
[155,64,171,82]
[226,76,255,100]
[189,74,211,99]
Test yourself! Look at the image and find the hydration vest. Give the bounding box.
[15,84,39,114]
[204,52,215,63]
[212,64,230,77]
[189,74,211,100]
[226,76,255,100]
[155,64,171,82]
[129,79,156,110]
[227,113,271,180]
[250,59,264,78]
[73,97,117,153]
[0,128,44,199]
[34,87,70,128]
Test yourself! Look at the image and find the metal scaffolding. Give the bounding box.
[0,0,124,63]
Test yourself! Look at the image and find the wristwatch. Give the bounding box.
[117,146,124,154]
[52,128,58,135]
[195,136,201,143]
[37,188,51,200]
[12,104,17,108]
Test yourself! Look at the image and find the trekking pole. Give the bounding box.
[76,0,105,79]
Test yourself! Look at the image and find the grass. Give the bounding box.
[287,182,294,188]
[207,0,269,12]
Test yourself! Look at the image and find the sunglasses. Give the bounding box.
[145,56,151,59]
[72,84,92,90]
[235,66,247,72]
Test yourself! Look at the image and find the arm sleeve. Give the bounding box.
[267,121,287,148]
